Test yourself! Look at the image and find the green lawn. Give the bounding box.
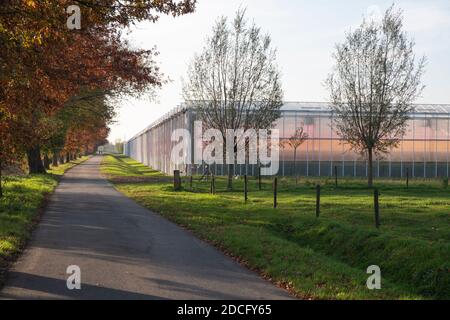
[102,155,450,300]
[0,156,90,282]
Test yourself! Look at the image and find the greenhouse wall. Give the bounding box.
[125,102,450,178]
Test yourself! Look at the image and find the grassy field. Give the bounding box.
[102,154,450,300]
[0,156,90,282]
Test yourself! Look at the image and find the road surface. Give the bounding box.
[0,156,291,300]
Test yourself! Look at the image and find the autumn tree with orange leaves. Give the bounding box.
[0,0,196,195]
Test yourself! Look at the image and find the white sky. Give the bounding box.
[108,0,450,142]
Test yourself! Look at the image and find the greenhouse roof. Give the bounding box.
[129,102,450,141]
[280,102,450,114]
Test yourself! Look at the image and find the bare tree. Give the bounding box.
[281,127,308,185]
[326,5,426,187]
[183,9,283,190]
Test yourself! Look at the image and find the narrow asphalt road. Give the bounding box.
[1,156,291,300]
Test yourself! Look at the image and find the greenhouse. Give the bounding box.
[125,102,450,178]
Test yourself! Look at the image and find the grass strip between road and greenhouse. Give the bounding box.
[0,156,90,286]
[102,154,450,300]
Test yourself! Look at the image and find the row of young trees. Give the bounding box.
[183,5,425,188]
[0,0,196,196]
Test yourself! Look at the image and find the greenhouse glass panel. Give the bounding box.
[125,102,450,178]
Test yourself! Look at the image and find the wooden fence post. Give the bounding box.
[174,170,181,191]
[374,188,380,228]
[190,175,193,190]
[210,173,215,195]
[406,168,409,189]
[334,166,338,188]
[316,184,321,217]
[258,166,262,191]
[273,177,278,208]
[244,175,248,202]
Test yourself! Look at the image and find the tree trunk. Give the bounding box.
[27,145,46,174]
[294,148,297,185]
[0,158,3,198]
[368,148,374,188]
[52,153,59,167]
[60,155,65,164]
[224,138,233,191]
[227,164,233,191]
[43,153,50,170]
[66,153,70,163]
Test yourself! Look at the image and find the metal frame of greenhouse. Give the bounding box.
[125,102,450,178]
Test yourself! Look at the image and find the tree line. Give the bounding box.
[0,0,196,196]
[183,5,425,188]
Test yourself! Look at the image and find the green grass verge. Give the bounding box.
[0,156,90,280]
[102,154,450,300]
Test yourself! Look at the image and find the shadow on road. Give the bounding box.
[2,272,165,300]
